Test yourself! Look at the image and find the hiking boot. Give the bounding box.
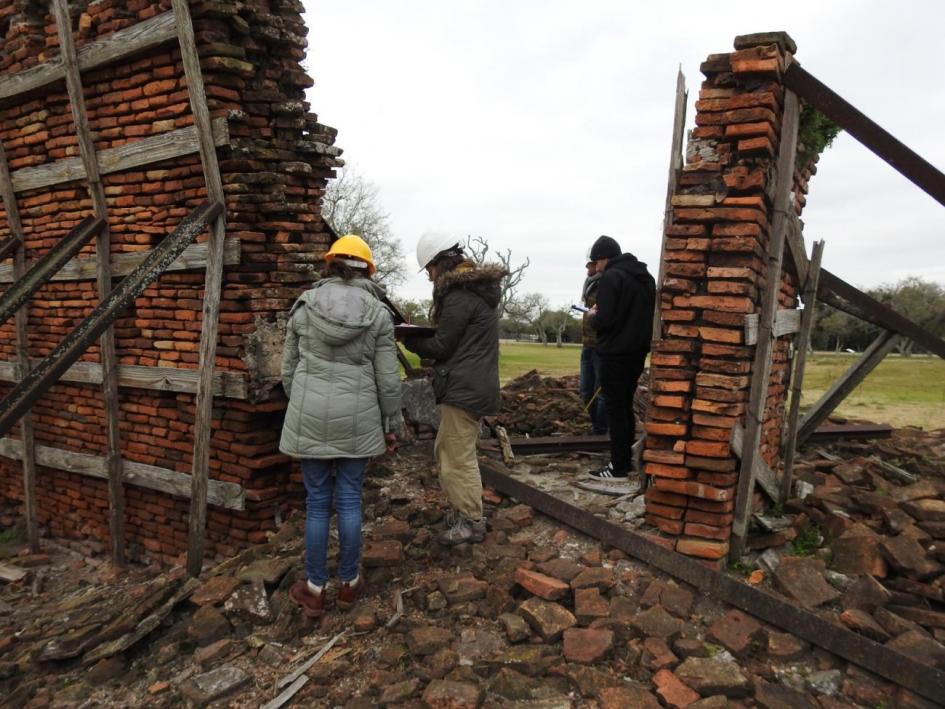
[438,515,487,546]
[337,576,364,610]
[587,461,628,481]
[289,580,327,618]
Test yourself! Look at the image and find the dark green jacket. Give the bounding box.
[581,273,601,348]
[404,261,505,417]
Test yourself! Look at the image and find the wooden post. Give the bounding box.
[730,89,800,558]
[52,0,126,565]
[779,239,824,501]
[172,0,228,577]
[796,329,898,446]
[654,67,688,335]
[0,141,39,553]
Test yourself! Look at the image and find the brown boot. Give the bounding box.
[289,580,327,617]
[337,576,364,610]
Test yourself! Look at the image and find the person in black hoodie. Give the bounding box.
[585,235,655,480]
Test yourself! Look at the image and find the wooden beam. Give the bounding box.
[0,140,39,553]
[0,437,244,510]
[796,330,899,446]
[818,269,945,360]
[0,360,248,399]
[730,424,779,500]
[784,212,809,286]
[9,118,229,194]
[0,236,240,283]
[744,308,801,345]
[731,89,801,558]
[54,0,126,565]
[654,68,688,337]
[173,0,229,578]
[780,240,824,501]
[0,11,176,101]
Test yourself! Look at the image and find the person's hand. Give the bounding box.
[588,305,598,316]
[385,433,398,454]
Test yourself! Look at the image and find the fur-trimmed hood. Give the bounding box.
[431,260,506,317]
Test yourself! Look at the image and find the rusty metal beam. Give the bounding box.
[0,217,103,328]
[783,63,945,209]
[479,461,945,704]
[0,202,221,438]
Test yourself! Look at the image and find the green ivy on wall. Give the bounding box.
[796,101,841,168]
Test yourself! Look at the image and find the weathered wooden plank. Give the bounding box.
[0,11,176,101]
[173,0,229,578]
[730,424,779,500]
[0,236,240,283]
[0,360,248,399]
[796,330,899,446]
[732,89,800,558]
[0,140,40,553]
[0,437,244,510]
[654,68,688,337]
[10,118,229,194]
[819,269,945,360]
[784,212,809,286]
[54,0,125,565]
[780,240,824,501]
[744,308,801,345]
[0,236,19,262]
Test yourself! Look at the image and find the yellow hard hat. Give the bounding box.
[325,234,376,275]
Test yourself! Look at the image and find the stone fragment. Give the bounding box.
[378,678,419,704]
[574,587,610,626]
[874,607,925,637]
[642,636,678,670]
[372,518,414,542]
[237,557,293,585]
[519,598,577,642]
[421,679,484,708]
[87,656,124,685]
[773,556,841,608]
[570,566,615,591]
[766,631,807,660]
[881,534,941,579]
[754,679,819,709]
[653,668,700,708]
[455,628,504,665]
[564,664,620,697]
[885,630,945,669]
[831,525,888,577]
[902,499,945,522]
[257,643,284,667]
[689,697,729,709]
[706,609,763,657]
[498,504,534,528]
[406,626,453,656]
[891,481,940,504]
[437,573,487,604]
[838,609,891,642]
[487,644,548,676]
[191,576,241,607]
[562,627,614,663]
[187,605,232,647]
[537,558,585,582]
[599,685,662,709]
[352,608,377,632]
[640,579,695,618]
[806,669,843,696]
[427,647,458,679]
[498,612,530,643]
[631,605,686,641]
[841,573,893,612]
[224,580,272,624]
[672,637,707,659]
[514,567,570,600]
[489,668,537,700]
[363,540,404,567]
[674,657,751,697]
[194,638,236,667]
[179,666,250,705]
[841,665,893,707]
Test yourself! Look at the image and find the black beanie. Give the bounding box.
[589,235,621,260]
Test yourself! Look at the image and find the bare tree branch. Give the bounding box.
[464,235,530,319]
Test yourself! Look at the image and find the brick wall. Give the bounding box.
[643,34,803,565]
[0,0,339,563]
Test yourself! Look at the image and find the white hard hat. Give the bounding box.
[416,231,461,271]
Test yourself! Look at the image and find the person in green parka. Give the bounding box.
[280,234,401,617]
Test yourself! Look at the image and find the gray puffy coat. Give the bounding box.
[279,276,401,459]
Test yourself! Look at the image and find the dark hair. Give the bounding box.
[320,259,367,281]
[431,248,465,274]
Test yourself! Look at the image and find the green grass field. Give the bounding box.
[403,342,945,429]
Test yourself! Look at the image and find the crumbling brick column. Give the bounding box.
[643,33,801,566]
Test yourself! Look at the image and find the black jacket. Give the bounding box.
[403,261,506,416]
[588,254,655,356]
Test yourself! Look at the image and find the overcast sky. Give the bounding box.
[301,0,945,309]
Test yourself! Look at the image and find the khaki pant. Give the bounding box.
[434,404,483,520]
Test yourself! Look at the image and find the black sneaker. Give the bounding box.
[587,462,628,480]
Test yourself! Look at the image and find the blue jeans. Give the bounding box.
[301,458,367,586]
[580,346,608,434]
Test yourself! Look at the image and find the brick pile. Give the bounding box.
[0,0,341,562]
[643,33,804,565]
